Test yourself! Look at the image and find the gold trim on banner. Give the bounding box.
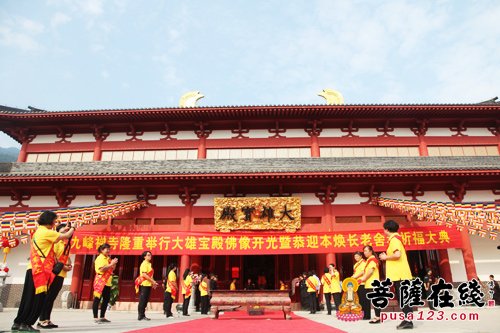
[214,197,301,232]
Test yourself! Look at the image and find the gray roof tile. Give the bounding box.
[0,157,498,178]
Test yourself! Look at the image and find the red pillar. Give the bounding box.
[70,254,84,296]
[311,135,320,157]
[178,254,190,303]
[418,135,428,156]
[190,255,202,274]
[437,249,453,282]
[198,137,206,159]
[93,138,103,161]
[17,140,28,162]
[326,253,336,266]
[460,229,478,280]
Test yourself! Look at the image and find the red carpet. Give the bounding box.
[126,311,347,333]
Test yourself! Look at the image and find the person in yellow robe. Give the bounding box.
[379,220,414,330]
[200,273,210,314]
[93,243,118,324]
[163,264,178,318]
[351,251,368,319]
[359,245,381,323]
[305,271,320,314]
[230,279,237,291]
[328,263,342,312]
[137,251,158,321]
[181,269,193,316]
[12,211,75,332]
[38,223,74,329]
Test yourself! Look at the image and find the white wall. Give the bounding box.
[448,248,468,282]
[470,236,500,281]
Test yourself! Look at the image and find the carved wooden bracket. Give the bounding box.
[224,185,245,197]
[450,120,467,137]
[11,128,35,143]
[92,125,110,141]
[195,122,212,139]
[270,185,292,197]
[137,188,158,205]
[10,189,31,208]
[160,123,178,140]
[305,120,322,137]
[126,124,144,141]
[315,185,337,204]
[445,182,467,203]
[268,121,286,138]
[231,121,250,139]
[55,127,73,143]
[340,120,359,137]
[376,120,395,137]
[95,188,117,204]
[54,188,75,208]
[487,120,500,136]
[403,184,425,200]
[179,187,200,205]
[410,119,429,136]
[359,185,381,204]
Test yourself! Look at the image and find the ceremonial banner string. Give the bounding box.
[374,197,499,240]
[0,200,148,241]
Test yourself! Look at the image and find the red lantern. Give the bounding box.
[8,238,19,248]
[1,237,8,248]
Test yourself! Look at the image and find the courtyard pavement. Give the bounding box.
[0,306,498,333]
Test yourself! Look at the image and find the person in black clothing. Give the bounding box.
[299,272,309,310]
[209,274,218,296]
[244,278,256,290]
[489,275,500,305]
[423,268,436,310]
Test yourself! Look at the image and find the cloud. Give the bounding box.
[51,12,71,28]
[0,17,45,51]
[79,0,104,16]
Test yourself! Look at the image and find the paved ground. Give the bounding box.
[0,306,499,333]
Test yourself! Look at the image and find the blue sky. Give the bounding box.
[1,0,499,148]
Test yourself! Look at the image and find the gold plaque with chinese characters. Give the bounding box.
[214,197,301,232]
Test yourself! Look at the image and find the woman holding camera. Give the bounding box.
[37,223,74,329]
[93,243,118,324]
[11,211,75,332]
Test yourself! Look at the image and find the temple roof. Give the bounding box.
[0,157,498,181]
[1,103,499,122]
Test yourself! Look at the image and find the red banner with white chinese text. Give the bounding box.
[71,226,462,255]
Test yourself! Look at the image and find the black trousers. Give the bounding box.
[39,275,64,321]
[424,289,436,310]
[308,292,317,313]
[182,295,191,315]
[358,285,371,319]
[332,292,342,311]
[138,286,151,318]
[394,280,413,321]
[365,288,382,318]
[195,287,201,311]
[92,286,111,319]
[200,295,209,314]
[14,269,47,326]
[164,291,173,316]
[324,293,332,314]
